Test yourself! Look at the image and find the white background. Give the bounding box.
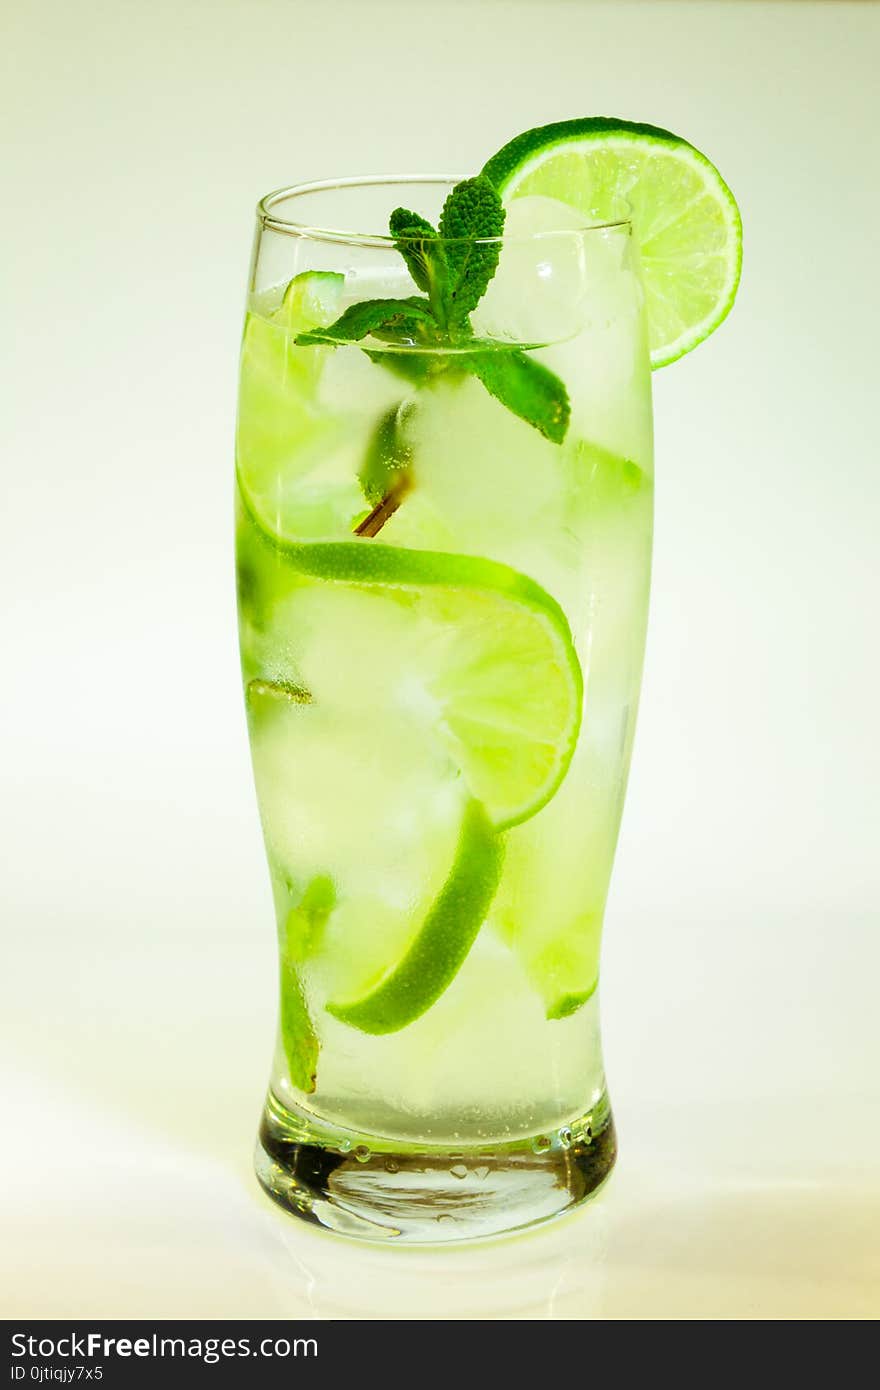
[2,0,878,1317]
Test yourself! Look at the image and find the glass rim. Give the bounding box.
[257,174,632,246]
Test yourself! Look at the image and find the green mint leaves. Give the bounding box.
[388,208,449,323]
[294,175,570,446]
[438,176,505,326]
[296,295,434,346]
[466,349,570,445]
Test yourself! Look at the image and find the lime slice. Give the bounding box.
[279,270,346,331]
[275,871,337,1093]
[239,270,344,412]
[279,956,319,1093]
[284,874,336,963]
[483,118,741,367]
[327,799,502,1035]
[238,489,583,831]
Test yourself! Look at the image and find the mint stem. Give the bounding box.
[354,470,413,537]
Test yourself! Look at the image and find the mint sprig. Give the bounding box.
[294,175,570,534]
[295,176,568,441]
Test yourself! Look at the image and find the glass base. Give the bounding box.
[255,1090,616,1244]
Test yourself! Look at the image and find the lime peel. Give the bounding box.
[326,799,503,1035]
[483,116,742,368]
[279,958,318,1092]
[546,982,597,1022]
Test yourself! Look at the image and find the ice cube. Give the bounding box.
[473,194,630,346]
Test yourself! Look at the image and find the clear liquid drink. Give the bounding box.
[238,178,652,1241]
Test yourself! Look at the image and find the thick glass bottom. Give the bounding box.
[255,1090,616,1244]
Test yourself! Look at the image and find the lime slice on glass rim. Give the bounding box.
[483,117,742,367]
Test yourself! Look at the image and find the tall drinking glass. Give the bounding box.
[236,177,653,1242]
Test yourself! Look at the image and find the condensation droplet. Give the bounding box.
[384,1158,400,1174]
[353,1145,371,1164]
[532,1134,552,1154]
[558,1126,572,1149]
[474,1165,490,1181]
[450,1163,468,1180]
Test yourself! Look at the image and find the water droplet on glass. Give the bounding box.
[532,1134,552,1154]
[450,1163,468,1180]
[558,1126,572,1149]
[353,1145,371,1164]
[474,1165,490,1181]
[384,1158,399,1174]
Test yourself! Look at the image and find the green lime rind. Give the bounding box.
[483,116,742,369]
[279,956,319,1092]
[483,116,693,189]
[285,874,336,963]
[239,500,573,617]
[326,799,503,1035]
[236,476,584,831]
[278,874,336,1091]
[546,981,598,1021]
[280,270,345,325]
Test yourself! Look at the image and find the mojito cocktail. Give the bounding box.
[237,124,741,1242]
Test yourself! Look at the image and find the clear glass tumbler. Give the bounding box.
[236,177,653,1242]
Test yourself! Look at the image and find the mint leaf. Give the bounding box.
[364,349,440,385]
[359,403,413,505]
[370,317,436,346]
[388,208,438,288]
[438,176,505,326]
[465,349,570,444]
[389,207,449,323]
[295,296,433,346]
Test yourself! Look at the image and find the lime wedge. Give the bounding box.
[279,959,318,1093]
[239,270,344,409]
[280,270,346,330]
[284,874,336,963]
[238,490,583,831]
[327,799,502,1035]
[483,118,741,367]
[275,872,337,1093]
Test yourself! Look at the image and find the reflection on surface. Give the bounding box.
[262,1161,880,1319]
[3,934,878,1318]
